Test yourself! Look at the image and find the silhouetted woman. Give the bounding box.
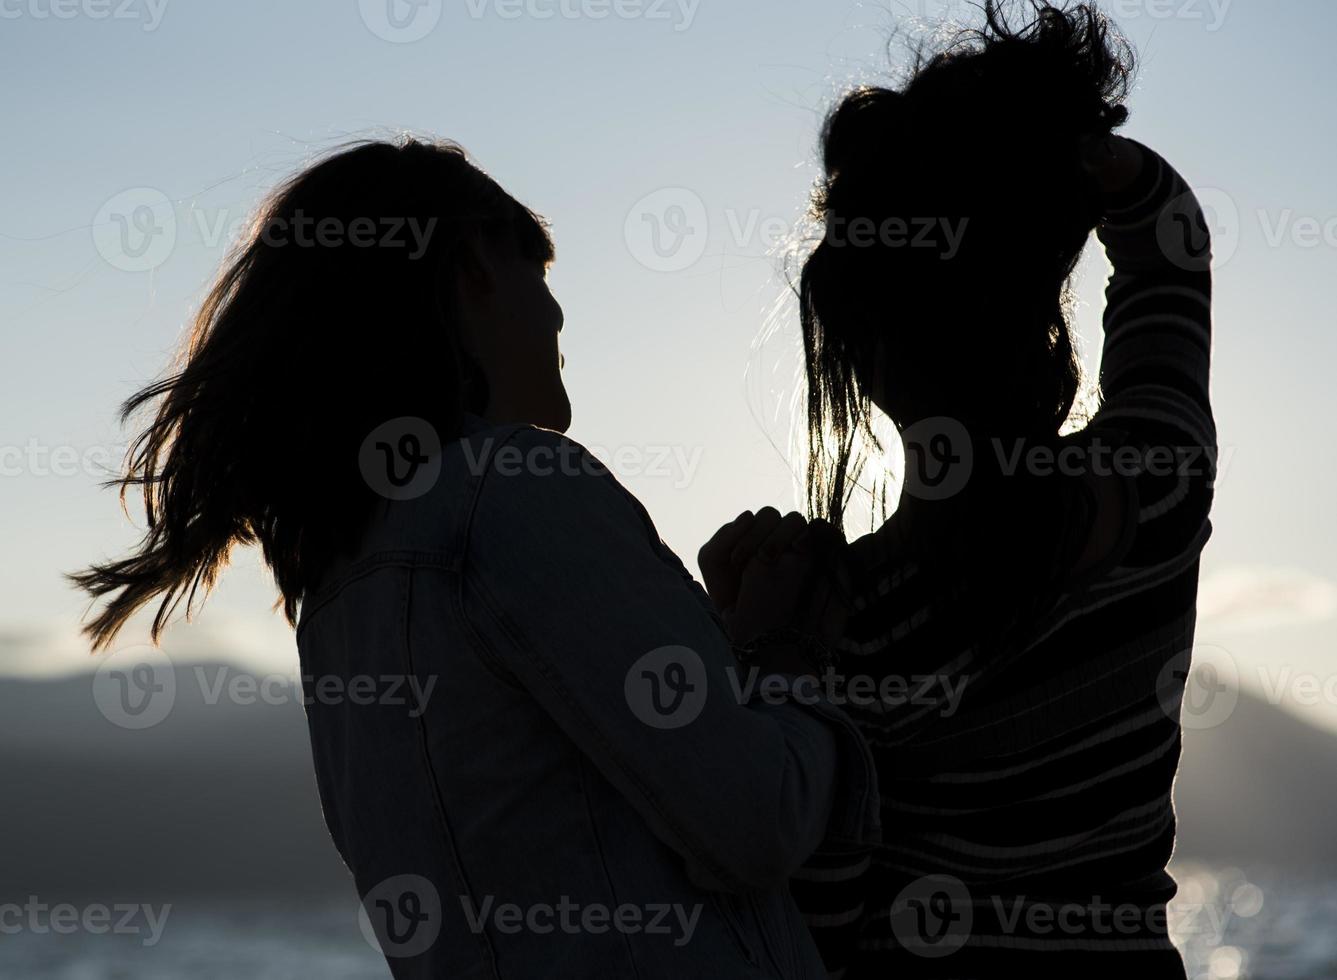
[72,139,879,979]
[704,3,1214,977]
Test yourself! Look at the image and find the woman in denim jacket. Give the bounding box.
[73,138,879,979]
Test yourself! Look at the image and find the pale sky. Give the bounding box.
[3,0,1335,729]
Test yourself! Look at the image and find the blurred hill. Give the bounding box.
[0,662,349,903]
[1,661,1334,905]
[1175,684,1337,869]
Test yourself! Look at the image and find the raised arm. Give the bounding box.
[1090,137,1214,420]
[1071,137,1217,576]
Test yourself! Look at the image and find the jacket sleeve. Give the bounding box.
[457,427,879,893]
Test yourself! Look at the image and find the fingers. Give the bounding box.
[782,520,853,647]
[807,518,853,599]
[698,510,758,613]
[796,557,831,626]
[703,508,853,647]
[728,506,785,567]
[754,512,809,564]
[699,510,756,571]
[713,508,820,569]
[731,549,807,643]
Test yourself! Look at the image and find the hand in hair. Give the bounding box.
[1080,133,1145,196]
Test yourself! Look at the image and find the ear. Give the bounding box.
[452,237,498,297]
[444,239,497,362]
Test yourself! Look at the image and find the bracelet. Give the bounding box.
[733,628,839,675]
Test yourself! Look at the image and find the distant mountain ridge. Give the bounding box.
[1,661,1332,904]
[0,662,348,903]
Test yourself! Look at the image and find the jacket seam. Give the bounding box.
[401,563,502,978]
[298,551,459,637]
[454,436,754,891]
[459,567,747,891]
[452,425,544,688]
[576,755,646,980]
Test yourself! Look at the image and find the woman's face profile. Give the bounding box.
[459,235,571,433]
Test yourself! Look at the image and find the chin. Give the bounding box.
[537,392,572,433]
[549,403,573,434]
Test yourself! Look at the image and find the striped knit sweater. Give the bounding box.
[792,146,1216,979]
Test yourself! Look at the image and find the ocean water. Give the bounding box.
[1170,865,1337,980]
[0,900,388,980]
[3,866,1332,979]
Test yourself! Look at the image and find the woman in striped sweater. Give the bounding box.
[704,2,1214,976]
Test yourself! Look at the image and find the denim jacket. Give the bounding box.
[296,420,880,979]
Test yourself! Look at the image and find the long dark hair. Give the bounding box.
[800,0,1134,527]
[71,138,554,650]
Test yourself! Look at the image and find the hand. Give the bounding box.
[698,507,788,624]
[699,508,851,650]
[1079,133,1145,196]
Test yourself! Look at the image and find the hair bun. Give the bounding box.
[820,87,907,177]
[817,3,1133,189]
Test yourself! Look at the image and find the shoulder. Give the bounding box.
[463,425,655,542]
[469,425,622,499]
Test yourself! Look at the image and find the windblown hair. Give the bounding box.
[801,0,1134,527]
[71,138,554,650]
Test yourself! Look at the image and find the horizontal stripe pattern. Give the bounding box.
[798,148,1213,980]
